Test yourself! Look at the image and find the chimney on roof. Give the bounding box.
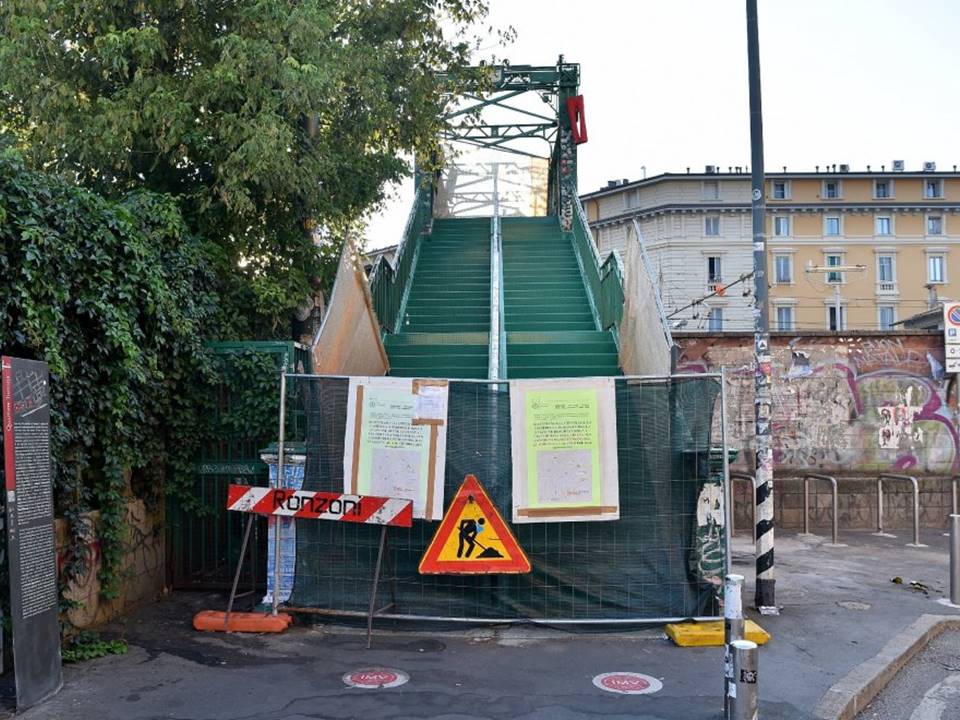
[815,165,819,172]
[881,165,885,171]
[782,166,786,172]
[867,165,871,171]
[607,180,617,188]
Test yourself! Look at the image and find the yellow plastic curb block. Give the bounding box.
[665,620,771,647]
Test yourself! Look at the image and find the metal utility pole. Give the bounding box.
[746,0,776,614]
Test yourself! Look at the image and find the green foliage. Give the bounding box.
[0,0,493,332]
[0,149,215,599]
[61,631,128,664]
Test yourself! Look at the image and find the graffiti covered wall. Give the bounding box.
[56,499,165,628]
[676,332,957,476]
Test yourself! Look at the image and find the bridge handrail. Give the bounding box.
[571,197,624,336]
[369,184,431,334]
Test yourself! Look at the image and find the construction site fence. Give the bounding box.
[281,372,731,624]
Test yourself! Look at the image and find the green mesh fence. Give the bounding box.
[287,375,725,621]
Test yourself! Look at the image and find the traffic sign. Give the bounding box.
[943,303,960,374]
[419,475,531,574]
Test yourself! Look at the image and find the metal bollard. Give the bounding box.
[729,639,759,720]
[952,515,960,606]
[724,574,745,719]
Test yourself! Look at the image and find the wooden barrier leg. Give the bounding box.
[367,525,388,649]
[225,514,255,630]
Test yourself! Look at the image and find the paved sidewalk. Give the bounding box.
[21,529,960,720]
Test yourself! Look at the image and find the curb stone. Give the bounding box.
[813,614,960,720]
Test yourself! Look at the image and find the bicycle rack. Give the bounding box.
[876,473,925,547]
[729,472,755,543]
[800,473,839,545]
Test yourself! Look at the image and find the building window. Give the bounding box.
[823,180,841,199]
[776,306,794,331]
[825,216,841,235]
[928,254,946,283]
[707,256,722,283]
[774,216,790,237]
[774,254,793,284]
[826,253,843,284]
[702,180,719,200]
[705,216,720,236]
[924,179,943,199]
[877,254,895,284]
[625,189,640,209]
[772,181,789,199]
[927,215,943,235]
[708,307,723,332]
[874,179,892,199]
[878,306,896,330]
[875,215,892,235]
[828,305,846,331]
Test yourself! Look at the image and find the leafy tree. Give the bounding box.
[0,0,491,335]
[0,148,216,598]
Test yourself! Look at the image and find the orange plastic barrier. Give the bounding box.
[192,610,293,633]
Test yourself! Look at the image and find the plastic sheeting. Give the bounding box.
[619,234,672,376]
[311,238,389,376]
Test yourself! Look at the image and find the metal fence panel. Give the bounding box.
[288,375,724,621]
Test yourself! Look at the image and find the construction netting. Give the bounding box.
[285,375,725,622]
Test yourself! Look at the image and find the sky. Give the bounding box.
[363,0,960,249]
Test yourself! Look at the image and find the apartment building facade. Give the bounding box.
[582,165,960,331]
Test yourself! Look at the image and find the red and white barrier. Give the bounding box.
[226,485,413,527]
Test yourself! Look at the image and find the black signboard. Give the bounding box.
[1,356,62,709]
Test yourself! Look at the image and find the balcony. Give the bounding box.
[876,281,898,295]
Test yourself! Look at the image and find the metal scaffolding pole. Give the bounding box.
[746,0,777,613]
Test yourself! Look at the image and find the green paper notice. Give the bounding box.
[524,389,601,508]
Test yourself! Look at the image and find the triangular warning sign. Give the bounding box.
[419,475,530,574]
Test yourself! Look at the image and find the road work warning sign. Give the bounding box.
[419,475,530,574]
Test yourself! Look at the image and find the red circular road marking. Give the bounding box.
[592,672,662,695]
[342,668,409,689]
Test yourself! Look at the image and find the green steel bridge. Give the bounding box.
[369,58,625,379]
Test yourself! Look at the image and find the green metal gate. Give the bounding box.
[167,341,311,590]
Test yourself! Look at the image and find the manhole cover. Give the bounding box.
[592,672,662,695]
[837,601,871,611]
[342,668,409,689]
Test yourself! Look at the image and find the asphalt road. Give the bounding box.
[14,530,960,720]
[855,631,960,720]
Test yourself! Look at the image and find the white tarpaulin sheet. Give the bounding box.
[311,237,389,376]
[619,236,671,376]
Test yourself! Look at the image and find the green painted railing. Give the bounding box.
[571,198,625,337]
[369,185,431,334]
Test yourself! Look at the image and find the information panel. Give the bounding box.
[510,378,619,523]
[1,356,62,710]
[343,377,448,521]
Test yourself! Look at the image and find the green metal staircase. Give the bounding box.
[382,217,491,378]
[502,217,619,378]
[375,213,620,380]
